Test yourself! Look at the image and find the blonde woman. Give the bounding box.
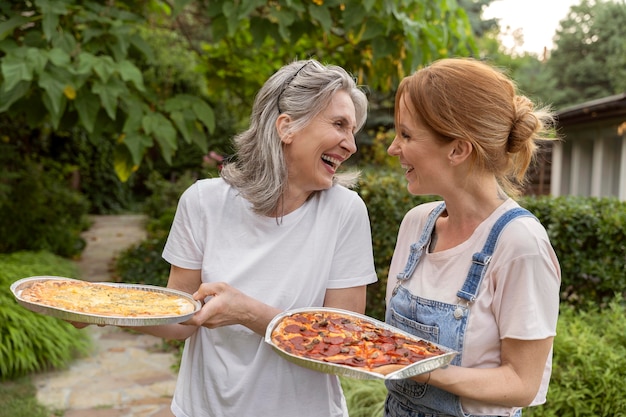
[384,58,561,417]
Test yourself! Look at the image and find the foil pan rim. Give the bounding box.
[10,275,201,326]
[265,307,458,380]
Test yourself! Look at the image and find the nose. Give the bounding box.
[341,133,357,155]
[387,135,400,156]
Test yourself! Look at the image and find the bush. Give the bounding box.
[526,296,626,416]
[341,377,386,417]
[0,145,90,258]
[520,196,626,307]
[0,251,91,380]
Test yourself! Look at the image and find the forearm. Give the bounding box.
[124,323,197,341]
[420,364,535,407]
[418,337,553,407]
[239,297,282,336]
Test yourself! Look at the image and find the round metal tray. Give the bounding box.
[10,276,201,326]
[265,307,457,380]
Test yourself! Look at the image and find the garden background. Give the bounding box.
[1,0,625,416]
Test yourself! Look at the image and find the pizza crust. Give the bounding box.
[19,278,196,318]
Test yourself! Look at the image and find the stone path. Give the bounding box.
[33,215,177,417]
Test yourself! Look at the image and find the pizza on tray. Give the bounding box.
[18,278,197,318]
[270,310,445,375]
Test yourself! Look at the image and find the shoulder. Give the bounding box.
[494,201,553,256]
[401,201,444,225]
[180,177,230,199]
[320,185,367,210]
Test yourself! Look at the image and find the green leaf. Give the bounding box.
[38,70,66,116]
[42,12,59,42]
[0,16,31,41]
[92,55,116,82]
[1,54,33,91]
[92,77,128,120]
[35,0,71,15]
[129,33,155,62]
[342,3,367,30]
[308,3,332,32]
[76,52,98,75]
[74,89,100,133]
[117,60,145,92]
[48,47,71,67]
[41,86,66,129]
[0,80,31,112]
[191,99,216,133]
[120,131,152,166]
[113,143,136,182]
[51,31,77,54]
[142,112,177,164]
[170,110,191,143]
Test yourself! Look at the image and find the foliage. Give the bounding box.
[340,377,386,417]
[0,141,90,257]
[0,251,91,380]
[114,171,196,286]
[173,0,475,93]
[0,0,216,181]
[0,377,52,417]
[547,0,626,108]
[519,195,626,307]
[0,0,476,183]
[525,296,626,416]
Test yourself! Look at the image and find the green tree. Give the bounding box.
[0,0,476,181]
[547,0,626,108]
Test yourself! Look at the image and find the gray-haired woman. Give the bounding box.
[139,59,377,416]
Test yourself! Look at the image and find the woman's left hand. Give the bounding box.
[185,282,281,336]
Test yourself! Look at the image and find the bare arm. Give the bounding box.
[415,336,553,407]
[323,285,368,314]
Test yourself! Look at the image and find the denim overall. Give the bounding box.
[385,203,534,417]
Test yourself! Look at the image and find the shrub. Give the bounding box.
[520,196,626,307]
[341,377,386,417]
[526,296,626,416]
[0,146,90,258]
[0,251,91,380]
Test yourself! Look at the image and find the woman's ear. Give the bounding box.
[276,114,293,144]
[448,139,472,165]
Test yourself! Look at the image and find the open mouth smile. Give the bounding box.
[321,154,341,170]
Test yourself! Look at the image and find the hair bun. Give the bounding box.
[507,96,538,153]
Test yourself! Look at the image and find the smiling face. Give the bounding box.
[280,90,358,197]
[387,94,454,196]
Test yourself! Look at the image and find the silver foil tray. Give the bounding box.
[10,276,201,326]
[265,307,457,380]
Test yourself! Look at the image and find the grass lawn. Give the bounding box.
[0,377,56,417]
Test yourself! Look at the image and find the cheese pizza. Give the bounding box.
[270,310,445,375]
[19,278,197,318]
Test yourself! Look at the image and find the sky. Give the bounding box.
[483,0,580,55]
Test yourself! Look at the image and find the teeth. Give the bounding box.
[321,154,341,168]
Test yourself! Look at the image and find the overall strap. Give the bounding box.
[456,207,536,303]
[396,202,446,281]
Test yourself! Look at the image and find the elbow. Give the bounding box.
[509,386,540,408]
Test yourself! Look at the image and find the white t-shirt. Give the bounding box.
[162,178,378,417]
[386,199,561,416]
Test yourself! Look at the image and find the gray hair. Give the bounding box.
[220,59,368,216]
